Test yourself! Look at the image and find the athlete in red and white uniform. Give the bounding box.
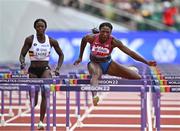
[74,22,156,106]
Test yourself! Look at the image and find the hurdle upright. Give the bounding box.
[58,78,150,131]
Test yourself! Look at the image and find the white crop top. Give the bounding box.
[29,34,51,61]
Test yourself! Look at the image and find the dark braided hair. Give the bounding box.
[33,18,47,29]
[91,28,99,34]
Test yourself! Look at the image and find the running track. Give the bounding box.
[0,65,180,131]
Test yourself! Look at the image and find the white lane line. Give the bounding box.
[161,125,180,128]
[82,124,141,128]
[98,101,140,104]
[161,107,180,110]
[161,115,180,118]
[14,114,77,117]
[3,123,65,127]
[86,114,140,118]
[93,106,140,110]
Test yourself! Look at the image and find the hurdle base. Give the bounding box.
[53,126,56,131]
[66,127,70,131]
[1,116,6,126]
[9,108,14,117]
[153,116,156,128]
[25,100,30,109]
[18,108,22,116]
[76,120,83,127]
[144,127,147,131]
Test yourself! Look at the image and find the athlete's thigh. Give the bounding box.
[41,69,51,98]
[28,73,39,103]
[41,69,52,78]
[107,61,141,79]
[87,62,102,77]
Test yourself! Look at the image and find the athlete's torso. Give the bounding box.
[28,34,51,67]
[29,34,51,61]
[90,34,113,62]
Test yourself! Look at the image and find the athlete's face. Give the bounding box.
[99,26,111,42]
[35,21,46,35]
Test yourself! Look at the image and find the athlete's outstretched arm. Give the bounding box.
[50,38,64,73]
[74,35,93,65]
[19,37,32,69]
[113,38,156,66]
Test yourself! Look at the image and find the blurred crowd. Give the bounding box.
[50,0,80,8]
[50,0,180,30]
[113,0,180,30]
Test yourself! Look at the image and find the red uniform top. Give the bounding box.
[90,34,113,58]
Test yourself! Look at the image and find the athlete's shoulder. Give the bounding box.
[83,34,96,43]
[26,34,33,39]
[110,34,115,39]
[48,36,58,47]
[48,36,56,42]
[111,37,124,48]
[25,35,33,43]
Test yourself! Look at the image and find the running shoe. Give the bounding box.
[93,96,99,106]
[37,121,45,130]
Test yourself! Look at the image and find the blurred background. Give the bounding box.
[0,0,180,66]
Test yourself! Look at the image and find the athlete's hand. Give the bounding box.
[19,63,28,75]
[54,68,60,76]
[20,63,26,70]
[73,58,82,66]
[147,61,157,66]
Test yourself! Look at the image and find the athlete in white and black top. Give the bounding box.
[19,18,64,130]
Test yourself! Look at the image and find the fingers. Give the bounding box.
[73,61,80,66]
[55,71,59,76]
[20,64,25,70]
[149,61,157,66]
[53,70,59,76]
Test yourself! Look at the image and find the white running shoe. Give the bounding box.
[37,121,45,130]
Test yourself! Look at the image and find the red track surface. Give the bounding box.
[0,92,180,131]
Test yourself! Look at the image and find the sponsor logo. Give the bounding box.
[41,44,50,47]
[171,87,180,92]
[81,85,110,91]
[0,79,43,83]
[99,79,118,85]
[0,86,19,90]
[168,81,180,85]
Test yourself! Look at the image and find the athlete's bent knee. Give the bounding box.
[136,74,142,79]
[128,73,141,79]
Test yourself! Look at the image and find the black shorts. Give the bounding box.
[28,66,50,78]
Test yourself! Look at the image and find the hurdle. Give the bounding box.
[151,65,180,131]
[0,70,93,131]
[153,84,180,131]
[0,77,64,131]
[56,78,150,131]
[0,64,153,131]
